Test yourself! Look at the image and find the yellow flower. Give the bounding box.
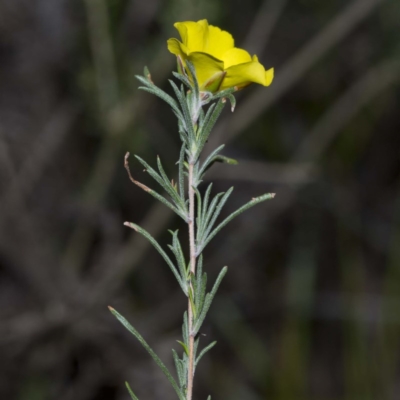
[167,19,274,92]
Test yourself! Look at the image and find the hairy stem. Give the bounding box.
[187,162,196,400]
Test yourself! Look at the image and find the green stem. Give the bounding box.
[187,163,197,400]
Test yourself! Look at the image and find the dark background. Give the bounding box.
[1,0,400,399]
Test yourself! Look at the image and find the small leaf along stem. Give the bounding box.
[186,162,197,400]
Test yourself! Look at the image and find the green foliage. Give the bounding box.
[109,307,185,400]
[196,341,217,368]
[197,192,276,254]
[125,382,140,400]
[124,222,188,294]
[193,267,228,335]
[111,62,274,399]
[134,155,188,219]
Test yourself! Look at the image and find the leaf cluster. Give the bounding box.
[111,64,275,399]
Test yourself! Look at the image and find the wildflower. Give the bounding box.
[167,19,274,92]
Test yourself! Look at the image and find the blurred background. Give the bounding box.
[0,0,399,399]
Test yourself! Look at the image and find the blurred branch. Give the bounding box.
[242,0,288,55]
[84,0,119,112]
[58,359,105,400]
[61,0,125,274]
[294,59,400,162]
[0,132,18,186]
[379,181,400,394]
[206,160,317,184]
[267,58,400,219]
[0,104,77,221]
[297,292,400,324]
[0,104,78,301]
[212,297,270,383]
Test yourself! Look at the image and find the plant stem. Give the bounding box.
[187,162,196,400]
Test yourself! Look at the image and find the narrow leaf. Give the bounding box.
[195,256,207,313]
[188,287,197,318]
[196,272,207,315]
[194,187,203,235]
[172,71,192,90]
[198,107,205,127]
[172,349,186,389]
[186,61,200,100]
[198,145,225,179]
[109,307,184,400]
[177,340,189,356]
[196,254,203,281]
[194,266,228,334]
[194,99,225,160]
[136,78,182,118]
[178,143,186,200]
[169,80,196,143]
[124,153,187,221]
[210,86,237,100]
[195,341,217,367]
[200,187,234,247]
[124,222,187,294]
[199,184,213,237]
[182,312,189,346]
[199,193,276,253]
[224,94,236,112]
[135,155,187,215]
[125,382,139,400]
[157,156,187,210]
[197,191,225,245]
[212,154,239,166]
[199,103,216,136]
[168,230,187,287]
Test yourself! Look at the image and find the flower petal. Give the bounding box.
[251,55,274,85]
[206,25,234,58]
[221,47,252,69]
[174,20,208,53]
[264,67,274,86]
[167,38,188,58]
[222,59,274,90]
[186,52,224,88]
